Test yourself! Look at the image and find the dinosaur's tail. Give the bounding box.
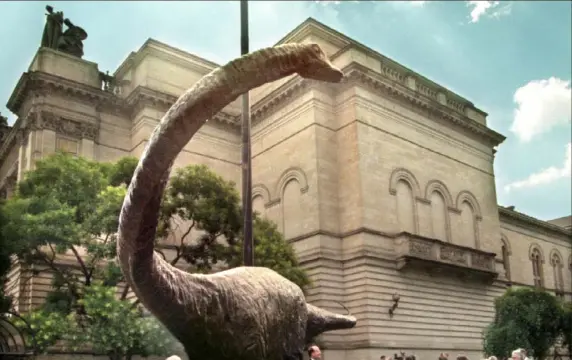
[305,303,357,342]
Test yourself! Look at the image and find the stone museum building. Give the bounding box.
[0,17,571,360]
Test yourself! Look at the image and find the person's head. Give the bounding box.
[381,356,386,360]
[488,356,498,360]
[308,345,321,359]
[512,350,524,360]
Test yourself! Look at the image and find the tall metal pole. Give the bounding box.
[240,0,254,267]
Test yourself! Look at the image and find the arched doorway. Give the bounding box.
[0,312,37,359]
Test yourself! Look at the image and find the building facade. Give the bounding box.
[1,18,571,360]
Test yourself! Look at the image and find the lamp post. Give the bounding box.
[240,0,254,267]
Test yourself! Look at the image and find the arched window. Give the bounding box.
[501,242,511,282]
[551,252,564,299]
[531,248,544,288]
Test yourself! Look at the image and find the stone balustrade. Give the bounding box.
[393,232,498,282]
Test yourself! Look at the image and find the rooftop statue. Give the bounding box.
[57,18,88,58]
[116,43,356,360]
[41,5,87,58]
[41,5,63,49]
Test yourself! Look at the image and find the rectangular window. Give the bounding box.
[56,137,79,155]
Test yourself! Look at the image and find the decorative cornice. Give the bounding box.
[275,18,350,50]
[0,118,24,166]
[0,109,101,165]
[7,71,126,116]
[241,62,505,148]
[124,86,239,125]
[250,78,312,124]
[280,18,488,118]
[1,75,241,165]
[340,63,506,147]
[32,111,99,141]
[115,38,219,80]
[499,206,572,238]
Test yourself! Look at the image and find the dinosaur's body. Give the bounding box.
[117,43,356,360]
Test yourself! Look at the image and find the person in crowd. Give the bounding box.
[308,345,322,360]
[520,348,532,360]
[512,349,525,360]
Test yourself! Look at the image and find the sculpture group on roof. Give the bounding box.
[41,5,87,58]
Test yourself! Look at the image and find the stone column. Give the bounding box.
[41,129,57,156]
[5,174,17,198]
[16,130,28,181]
[81,138,95,159]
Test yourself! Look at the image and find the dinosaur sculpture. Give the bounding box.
[117,43,356,360]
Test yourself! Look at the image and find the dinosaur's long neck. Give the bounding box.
[116,44,324,323]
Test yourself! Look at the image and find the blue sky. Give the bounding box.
[0,1,570,221]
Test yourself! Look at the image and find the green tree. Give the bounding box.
[483,287,563,360]
[0,198,14,312]
[76,283,176,360]
[156,164,310,289]
[1,153,173,358]
[2,153,309,358]
[561,301,572,358]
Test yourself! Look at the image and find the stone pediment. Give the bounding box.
[341,63,506,147]
[393,232,498,283]
[124,86,240,125]
[244,63,506,147]
[277,19,491,119]
[115,38,220,81]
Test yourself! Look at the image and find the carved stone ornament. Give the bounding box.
[439,246,468,265]
[36,111,97,140]
[410,239,433,257]
[472,253,493,270]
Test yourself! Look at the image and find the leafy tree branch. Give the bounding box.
[1,153,310,359]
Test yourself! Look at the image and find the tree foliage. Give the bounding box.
[561,301,572,358]
[15,283,176,359]
[0,198,14,312]
[1,153,309,358]
[157,164,310,288]
[483,287,564,360]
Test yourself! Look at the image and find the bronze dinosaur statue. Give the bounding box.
[117,43,356,360]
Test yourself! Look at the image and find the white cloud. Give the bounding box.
[504,142,572,193]
[490,2,513,19]
[314,0,360,5]
[467,1,512,23]
[390,1,427,8]
[510,77,571,142]
[315,0,341,5]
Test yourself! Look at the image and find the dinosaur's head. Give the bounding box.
[297,43,344,83]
